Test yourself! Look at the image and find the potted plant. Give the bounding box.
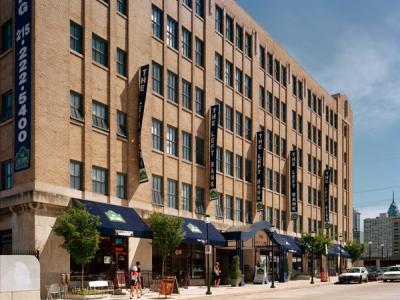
[228,255,241,287]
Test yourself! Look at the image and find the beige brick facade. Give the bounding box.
[0,0,352,294]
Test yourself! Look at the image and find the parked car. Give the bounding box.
[338,267,368,284]
[367,267,384,281]
[382,266,400,282]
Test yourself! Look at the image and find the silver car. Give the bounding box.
[338,267,369,284]
[382,266,400,282]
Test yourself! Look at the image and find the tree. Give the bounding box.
[344,240,366,263]
[54,201,101,288]
[300,231,333,272]
[148,212,184,276]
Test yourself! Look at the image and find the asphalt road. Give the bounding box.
[192,281,400,300]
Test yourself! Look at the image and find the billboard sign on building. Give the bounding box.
[138,64,149,183]
[14,0,32,172]
[209,105,219,200]
[289,150,298,220]
[256,131,265,204]
[324,169,331,227]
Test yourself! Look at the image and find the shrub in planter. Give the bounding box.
[228,255,241,287]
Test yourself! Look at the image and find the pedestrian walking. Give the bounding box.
[212,262,221,287]
[136,261,144,296]
[130,266,140,299]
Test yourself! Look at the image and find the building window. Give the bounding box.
[281,65,287,87]
[259,46,265,69]
[116,111,127,137]
[267,91,273,114]
[245,159,252,182]
[245,117,252,140]
[116,172,127,199]
[298,181,303,201]
[235,68,243,93]
[167,16,178,50]
[292,110,297,130]
[92,34,108,66]
[1,160,13,190]
[274,59,280,82]
[216,99,224,127]
[274,208,280,229]
[225,15,234,42]
[116,48,127,76]
[182,79,192,110]
[225,150,233,176]
[281,210,286,230]
[235,155,243,179]
[167,71,178,102]
[245,32,252,57]
[267,52,273,75]
[195,187,205,214]
[182,0,192,8]
[215,53,223,80]
[245,75,252,99]
[267,206,273,224]
[1,90,13,122]
[182,183,192,211]
[236,198,243,222]
[215,5,223,34]
[70,21,82,54]
[182,131,192,161]
[235,111,243,136]
[281,102,286,123]
[92,101,109,130]
[274,171,280,193]
[195,37,204,67]
[152,62,163,95]
[225,60,233,87]
[117,0,127,15]
[281,138,286,158]
[92,166,108,195]
[259,86,265,109]
[235,25,243,50]
[195,87,204,116]
[216,193,223,218]
[182,27,192,59]
[195,0,205,18]
[274,97,280,119]
[281,174,286,195]
[167,125,178,156]
[152,118,163,151]
[245,201,252,224]
[298,148,303,167]
[225,105,234,131]
[0,229,12,254]
[195,137,205,166]
[152,5,163,40]
[152,175,163,205]
[167,179,178,209]
[266,169,273,190]
[274,134,280,156]
[266,130,273,152]
[226,195,233,220]
[216,146,223,172]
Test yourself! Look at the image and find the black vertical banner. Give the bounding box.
[324,169,331,227]
[289,150,298,220]
[209,105,219,200]
[138,65,150,183]
[14,0,32,172]
[256,131,265,204]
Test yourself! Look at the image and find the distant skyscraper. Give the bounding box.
[353,208,361,242]
[388,192,400,218]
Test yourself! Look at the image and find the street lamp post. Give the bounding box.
[270,225,275,288]
[310,231,315,284]
[205,214,212,295]
[380,243,384,265]
[368,241,372,266]
[339,235,343,274]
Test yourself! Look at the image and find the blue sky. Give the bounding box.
[237,0,400,227]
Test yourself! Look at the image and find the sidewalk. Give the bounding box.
[79,277,338,300]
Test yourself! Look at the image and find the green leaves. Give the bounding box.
[53,201,101,266]
[300,231,333,254]
[344,241,366,263]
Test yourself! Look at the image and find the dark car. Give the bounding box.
[367,268,383,281]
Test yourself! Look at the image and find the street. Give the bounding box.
[192,282,400,300]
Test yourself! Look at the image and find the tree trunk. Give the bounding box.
[81,264,85,289]
[162,256,165,277]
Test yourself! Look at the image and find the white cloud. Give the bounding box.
[315,26,400,133]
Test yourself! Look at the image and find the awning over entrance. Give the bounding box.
[328,244,351,258]
[77,199,152,239]
[222,221,271,241]
[182,218,226,247]
[269,232,302,255]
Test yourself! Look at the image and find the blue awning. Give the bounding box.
[328,244,351,258]
[76,199,152,239]
[269,232,302,255]
[223,221,271,241]
[182,218,226,247]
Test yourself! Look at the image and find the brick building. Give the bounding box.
[0,0,352,294]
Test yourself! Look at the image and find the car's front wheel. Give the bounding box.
[365,277,368,283]
[359,276,362,284]
[383,279,387,282]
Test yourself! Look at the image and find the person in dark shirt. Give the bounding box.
[136,261,143,296]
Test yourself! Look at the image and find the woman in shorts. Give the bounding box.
[130,266,140,299]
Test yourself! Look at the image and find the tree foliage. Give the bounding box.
[53,201,101,287]
[344,240,366,263]
[301,231,333,255]
[148,212,184,275]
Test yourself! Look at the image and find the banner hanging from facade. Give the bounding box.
[14,0,33,172]
[209,105,219,200]
[324,169,331,227]
[256,131,265,204]
[138,64,150,183]
[289,150,298,220]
